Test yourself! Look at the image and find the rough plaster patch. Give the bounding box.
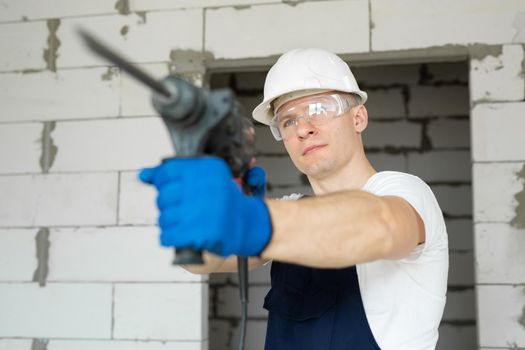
[520,307,525,330]
[120,25,129,36]
[135,11,147,24]
[101,67,118,81]
[31,339,48,350]
[43,19,61,72]
[39,121,57,173]
[21,69,44,74]
[522,45,525,81]
[169,49,212,73]
[519,288,525,330]
[511,164,525,229]
[282,0,315,6]
[115,0,130,15]
[32,228,50,287]
[418,65,434,85]
[469,44,503,61]
[420,121,432,151]
[512,12,525,43]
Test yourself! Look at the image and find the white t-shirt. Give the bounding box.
[281,171,448,349]
[359,171,449,350]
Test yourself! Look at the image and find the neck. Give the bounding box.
[308,151,376,195]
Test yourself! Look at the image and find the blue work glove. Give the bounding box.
[244,166,267,198]
[138,157,272,257]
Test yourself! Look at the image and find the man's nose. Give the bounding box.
[296,117,317,139]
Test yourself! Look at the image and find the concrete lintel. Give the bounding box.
[206,45,469,73]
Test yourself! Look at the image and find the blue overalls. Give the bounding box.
[263,261,381,349]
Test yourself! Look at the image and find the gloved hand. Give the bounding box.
[244,166,267,198]
[139,157,272,257]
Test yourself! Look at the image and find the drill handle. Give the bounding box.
[173,248,204,265]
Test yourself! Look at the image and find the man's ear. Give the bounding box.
[354,105,369,133]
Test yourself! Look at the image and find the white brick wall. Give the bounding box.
[57,11,203,69]
[0,69,120,122]
[0,283,112,338]
[468,19,525,346]
[371,0,525,51]
[0,339,32,350]
[121,64,170,117]
[1,2,523,349]
[0,123,42,174]
[0,1,118,22]
[0,339,208,350]
[0,21,48,72]
[51,117,172,172]
[0,229,37,281]
[477,285,525,347]
[47,226,204,282]
[473,162,524,222]
[118,170,158,225]
[470,44,525,103]
[205,0,369,59]
[113,283,208,340]
[472,102,525,162]
[131,0,281,12]
[48,340,208,350]
[0,173,118,227]
[475,223,525,284]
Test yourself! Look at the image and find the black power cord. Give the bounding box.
[237,257,249,350]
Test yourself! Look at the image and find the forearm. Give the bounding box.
[182,252,226,274]
[183,253,270,274]
[261,190,396,268]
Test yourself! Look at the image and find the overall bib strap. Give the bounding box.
[263,262,380,350]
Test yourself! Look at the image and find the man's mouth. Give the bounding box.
[302,144,327,155]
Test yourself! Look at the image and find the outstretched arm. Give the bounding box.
[140,158,424,271]
[262,190,425,268]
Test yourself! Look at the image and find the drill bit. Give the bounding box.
[78,28,171,98]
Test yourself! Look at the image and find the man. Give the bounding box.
[140,48,449,349]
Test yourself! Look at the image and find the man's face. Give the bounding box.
[276,92,366,179]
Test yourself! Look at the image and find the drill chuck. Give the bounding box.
[152,75,206,128]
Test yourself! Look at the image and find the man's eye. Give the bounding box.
[280,118,296,129]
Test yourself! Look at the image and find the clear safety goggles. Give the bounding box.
[269,93,357,141]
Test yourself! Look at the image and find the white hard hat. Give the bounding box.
[252,48,367,126]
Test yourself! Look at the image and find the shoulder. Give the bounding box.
[363,171,430,195]
[364,171,448,259]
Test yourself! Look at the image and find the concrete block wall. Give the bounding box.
[2,1,525,350]
[470,44,525,349]
[208,60,476,349]
[0,1,208,349]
